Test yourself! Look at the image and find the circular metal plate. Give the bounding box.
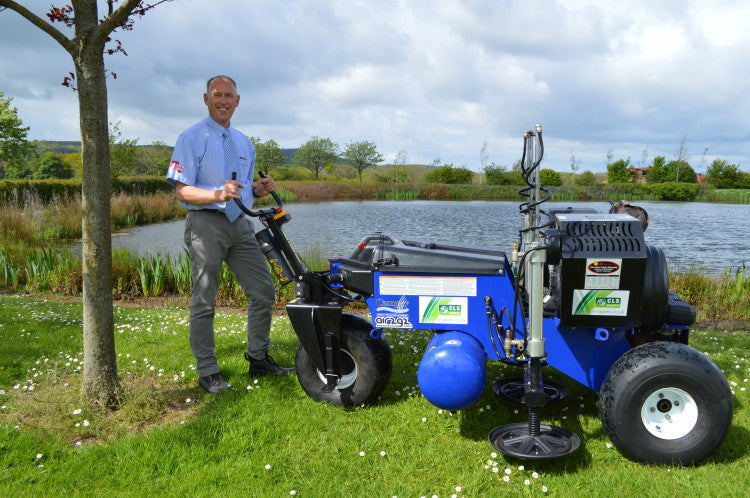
[489,423,581,460]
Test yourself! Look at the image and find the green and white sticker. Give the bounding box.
[572,290,630,316]
[419,296,468,324]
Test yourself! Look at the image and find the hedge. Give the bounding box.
[0,176,172,204]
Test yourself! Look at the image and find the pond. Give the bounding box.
[109,200,749,274]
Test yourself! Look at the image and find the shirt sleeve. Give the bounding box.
[166,132,198,187]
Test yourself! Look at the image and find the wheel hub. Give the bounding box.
[641,387,698,440]
[315,350,357,390]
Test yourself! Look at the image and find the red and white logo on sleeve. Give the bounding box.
[169,160,183,173]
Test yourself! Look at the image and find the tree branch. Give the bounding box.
[0,0,74,53]
[98,0,141,37]
[95,0,173,46]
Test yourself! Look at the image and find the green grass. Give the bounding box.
[0,295,748,496]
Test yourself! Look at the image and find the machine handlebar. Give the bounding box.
[231,171,283,217]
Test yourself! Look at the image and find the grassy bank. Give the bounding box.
[0,295,747,496]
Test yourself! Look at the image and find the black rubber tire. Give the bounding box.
[295,314,392,406]
[599,341,733,465]
[639,245,669,332]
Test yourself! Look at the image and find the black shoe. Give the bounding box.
[198,372,229,393]
[245,352,295,377]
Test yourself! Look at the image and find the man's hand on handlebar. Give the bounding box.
[253,175,276,197]
[221,179,243,201]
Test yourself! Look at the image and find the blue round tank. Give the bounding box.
[417,331,487,411]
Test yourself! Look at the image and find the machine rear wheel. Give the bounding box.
[599,341,732,465]
[295,315,392,406]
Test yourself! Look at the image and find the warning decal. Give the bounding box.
[584,258,622,289]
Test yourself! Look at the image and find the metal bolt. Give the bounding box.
[655,426,661,431]
[650,407,655,412]
[665,415,671,421]
[674,401,680,406]
[658,393,664,399]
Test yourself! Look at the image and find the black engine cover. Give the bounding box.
[554,213,649,327]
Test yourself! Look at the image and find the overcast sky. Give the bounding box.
[2,0,750,173]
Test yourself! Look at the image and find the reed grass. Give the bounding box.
[1,242,747,322]
[670,266,749,321]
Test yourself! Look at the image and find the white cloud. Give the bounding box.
[0,0,749,172]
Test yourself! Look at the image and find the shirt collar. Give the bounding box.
[205,116,230,136]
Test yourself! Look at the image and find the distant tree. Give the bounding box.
[639,145,649,168]
[484,164,509,185]
[292,136,338,179]
[4,160,32,178]
[389,148,408,183]
[480,141,489,170]
[569,148,581,174]
[607,158,632,183]
[605,149,614,169]
[32,151,74,179]
[665,160,697,183]
[59,151,83,176]
[133,141,171,176]
[342,140,384,182]
[574,170,597,186]
[0,91,35,179]
[646,156,669,183]
[109,121,138,178]
[250,137,287,173]
[425,165,454,183]
[706,159,743,189]
[452,166,474,184]
[540,168,562,186]
[699,145,710,173]
[674,132,690,164]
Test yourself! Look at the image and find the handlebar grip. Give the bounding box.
[257,170,284,207]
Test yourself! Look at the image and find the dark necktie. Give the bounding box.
[222,130,242,222]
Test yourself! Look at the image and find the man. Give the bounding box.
[166,75,294,394]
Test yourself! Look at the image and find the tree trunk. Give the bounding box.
[0,0,157,410]
[74,21,120,408]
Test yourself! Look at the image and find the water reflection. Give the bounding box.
[110,200,749,273]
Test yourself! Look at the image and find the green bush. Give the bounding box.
[607,159,632,183]
[424,165,474,184]
[483,165,509,185]
[648,182,700,201]
[575,170,597,186]
[540,168,562,187]
[271,166,315,181]
[32,152,74,179]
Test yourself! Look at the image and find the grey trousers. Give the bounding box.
[184,210,275,376]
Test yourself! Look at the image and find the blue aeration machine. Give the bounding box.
[236,125,733,464]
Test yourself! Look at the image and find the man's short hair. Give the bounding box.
[206,75,237,93]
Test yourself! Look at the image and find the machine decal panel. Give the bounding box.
[418,297,469,324]
[379,276,477,296]
[584,258,622,289]
[374,314,413,328]
[373,295,414,328]
[572,290,630,316]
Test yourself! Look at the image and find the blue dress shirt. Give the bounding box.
[166,116,256,211]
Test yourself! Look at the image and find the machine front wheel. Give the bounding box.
[295,315,392,406]
[599,341,732,465]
